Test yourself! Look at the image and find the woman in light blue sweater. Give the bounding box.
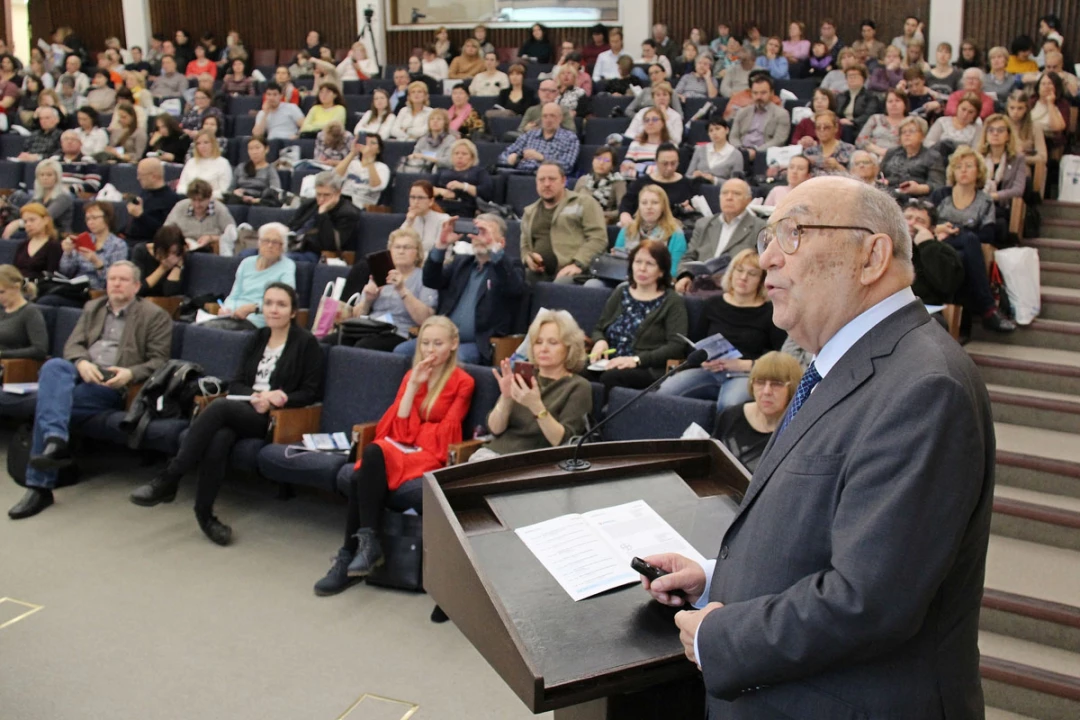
[219,223,296,329]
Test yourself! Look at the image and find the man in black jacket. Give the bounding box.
[394,213,525,364]
[286,172,360,263]
[125,158,181,243]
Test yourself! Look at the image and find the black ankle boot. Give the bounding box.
[130,473,180,506]
[195,509,232,546]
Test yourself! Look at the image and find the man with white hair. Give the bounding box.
[17,106,63,161]
[674,178,765,291]
[643,176,994,719]
[285,171,360,263]
[499,102,580,174]
[945,68,995,119]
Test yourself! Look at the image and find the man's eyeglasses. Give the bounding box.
[757,217,875,255]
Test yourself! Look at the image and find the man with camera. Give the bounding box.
[124,158,181,244]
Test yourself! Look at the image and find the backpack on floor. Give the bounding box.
[7,424,80,488]
[366,510,424,592]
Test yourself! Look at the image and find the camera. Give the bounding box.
[364,5,374,21]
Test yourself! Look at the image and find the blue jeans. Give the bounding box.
[393,339,482,364]
[25,359,125,489]
[657,367,751,413]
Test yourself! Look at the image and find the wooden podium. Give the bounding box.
[422,439,751,719]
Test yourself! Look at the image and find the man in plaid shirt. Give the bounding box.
[498,103,580,174]
[17,107,63,161]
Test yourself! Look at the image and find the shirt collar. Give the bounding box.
[107,298,134,317]
[813,287,917,378]
[186,200,215,217]
[721,209,748,227]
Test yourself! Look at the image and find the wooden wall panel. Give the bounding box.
[28,0,125,53]
[651,1,931,55]
[963,1,1080,63]
[147,0,358,53]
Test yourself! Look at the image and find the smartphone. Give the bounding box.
[512,361,535,385]
[454,218,479,236]
[73,232,95,252]
[354,131,367,145]
[366,250,394,287]
[96,365,116,383]
[631,557,668,582]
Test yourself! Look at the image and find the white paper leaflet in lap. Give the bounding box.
[515,500,706,601]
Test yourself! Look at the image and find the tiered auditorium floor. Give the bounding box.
[0,441,545,720]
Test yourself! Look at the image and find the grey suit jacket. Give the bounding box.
[729,103,791,150]
[677,212,766,278]
[699,301,994,720]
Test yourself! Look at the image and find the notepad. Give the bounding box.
[515,500,707,601]
[2,383,38,395]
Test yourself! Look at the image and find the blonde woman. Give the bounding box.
[614,185,686,273]
[390,81,433,141]
[449,39,484,79]
[314,316,476,595]
[473,309,593,461]
[3,160,74,236]
[658,248,785,412]
[177,130,233,199]
[975,114,1028,207]
[0,264,48,360]
[401,108,456,173]
[1006,90,1047,167]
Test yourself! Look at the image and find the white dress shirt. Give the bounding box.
[691,286,919,666]
[592,49,633,81]
[712,210,748,258]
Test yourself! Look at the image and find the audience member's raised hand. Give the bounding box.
[436,216,461,249]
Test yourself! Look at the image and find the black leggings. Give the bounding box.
[343,443,389,550]
[166,399,270,513]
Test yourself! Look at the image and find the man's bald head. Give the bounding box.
[137,158,165,189]
[540,102,563,133]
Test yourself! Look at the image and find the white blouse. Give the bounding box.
[177,156,234,199]
[354,111,396,140]
[391,106,433,141]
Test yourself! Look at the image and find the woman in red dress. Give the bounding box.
[315,316,475,596]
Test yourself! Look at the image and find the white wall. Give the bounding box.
[928,0,964,60]
[620,0,652,46]
[122,0,151,53]
[11,0,29,63]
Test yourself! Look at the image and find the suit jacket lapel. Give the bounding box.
[731,302,931,522]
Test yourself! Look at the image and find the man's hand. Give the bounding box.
[674,276,692,294]
[506,153,520,166]
[76,360,104,385]
[522,148,544,161]
[640,552,708,606]
[746,148,757,160]
[127,200,144,218]
[555,264,581,279]
[436,216,461,250]
[524,252,545,273]
[104,367,133,389]
[675,603,724,667]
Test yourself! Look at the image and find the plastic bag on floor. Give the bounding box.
[994,247,1041,325]
[1059,155,1080,203]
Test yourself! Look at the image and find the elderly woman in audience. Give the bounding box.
[4,160,74,237]
[180,88,224,138]
[792,88,836,146]
[177,130,232,200]
[1006,90,1047,168]
[132,281,322,546]
[573,147,626,225]
[472,310,593,462]
[221,58,254,96]
[587,240,688,396]
[497,63,535,115]
[101,102,146,164]
[979,47,1013,103]
[977,114,1029,211]
[9,204,61,282]
[470,52,509,97]
[335,134,390,210]
[215,223,296,329]
[343,228,438,351]
[228,136,282,205]
[0,265,48,361]
[85,70,116,113]
[621,107,670,179]
[925,93,982,150]
[314,315,475,595]
[446,85,474,134]
[848,150,882,186]
[625,81,683,145]
[40,201,128,307]
[132,224,187,297]
[836,64,880,132]
[400,108,456,174]
[803,111,855,172]
[764,154,812,205]
[313,121,354,165]
[713,351,802,472]
[676,55,719,103]
[611,185,686,275]
[434,139,494,219]
[144,112,190,162]
[401,180,450,253]
[391,81,434,141]
[354,88,395,140]
[659,249,785,412]
[857,88,910,158]
[869,45,905,92]
[165,178,237,254]
[123,71,156,113]
[881,117,944,196]
[553,64,589,120]
[300,83,347,137]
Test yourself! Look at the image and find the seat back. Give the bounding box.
[601,389,716,440]
[584,117,630,145]
[356,213,406,257]
[488,115,519,141]
[293,262,315,308]
[108,164,140,193]
[529,283,612,337]
[459,363,501,435]
[246,206,296,228]
[0,239,18,266]
[179,324,254,380]
[51,307,83,356]
[320,346,411,431]
[506,174,539,216]
[183,253,242,299]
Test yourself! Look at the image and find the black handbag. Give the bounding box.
[366,510,424,591]
[588,253,629,283]
[8,423,80,488]
[338,316,397,346]
[36,274,90,304]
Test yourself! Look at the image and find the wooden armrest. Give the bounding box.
[340,251,355,265]
[89,289,106,300]
[941,304,963,342]
[146,295,183,319]
[296,309,310,328]
[352,422,379,452]
[269,404,323,444]
[448,438,486,465]
[0,358,43,383]
[124,383,144,410]
[193,393,227,416]
[209,239,220,255]
[1009,197,1025,237]
[490,335,525,366]
[203,302,221,314]
[1034,160,1047,197]
[665,358,681,371]
[320,251,356,264]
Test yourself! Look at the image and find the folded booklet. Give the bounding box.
[679,256,730,277]
[679,332,743,362]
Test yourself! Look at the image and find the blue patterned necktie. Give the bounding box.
[775,362,822,438]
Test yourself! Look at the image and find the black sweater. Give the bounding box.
[228,324,324,407]
[703,294,787,360]
[619,175,697,218]
[126,185,182,242]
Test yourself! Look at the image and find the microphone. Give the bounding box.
[558,348,709,472]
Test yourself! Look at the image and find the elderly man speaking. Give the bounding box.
[642,176,994,719]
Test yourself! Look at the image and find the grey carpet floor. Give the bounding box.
[0,444,548,720]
